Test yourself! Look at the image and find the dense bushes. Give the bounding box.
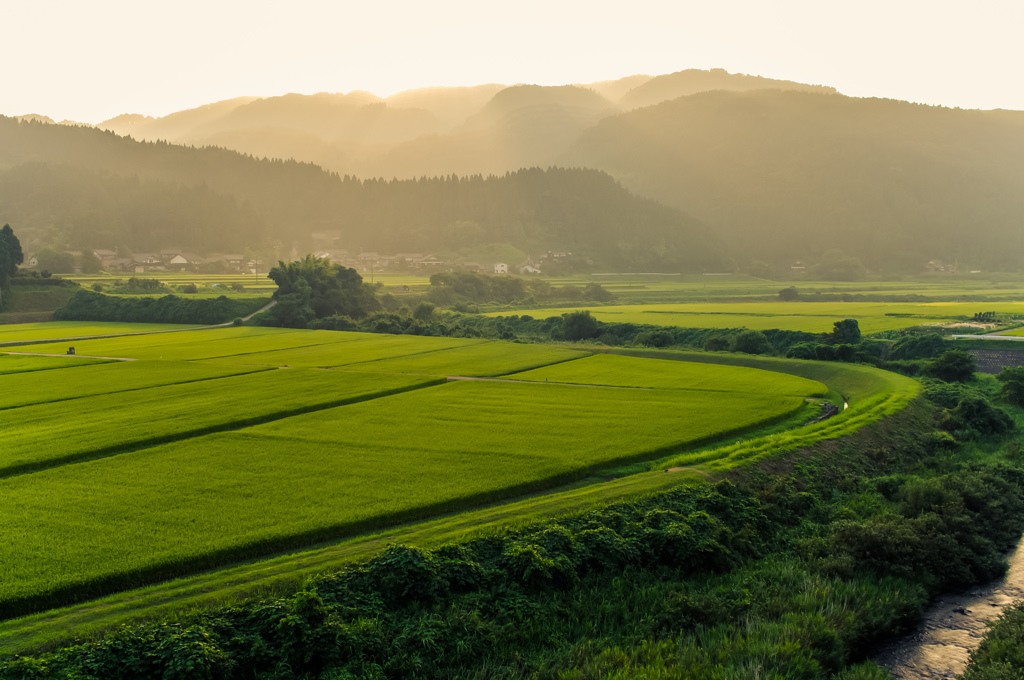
[54,290,268,325]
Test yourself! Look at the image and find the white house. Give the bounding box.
[493,262,508,274]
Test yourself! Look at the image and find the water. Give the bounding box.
[872,537,1024,678]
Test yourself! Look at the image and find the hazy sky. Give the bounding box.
[3,0,1022,123]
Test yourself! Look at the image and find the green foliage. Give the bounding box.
[998,366,1024,407]
[634,329,673,347]
[962,602,1024,680]
[703,335,730,351]
[778,286,799,301]
[265,255,380,323]
[561,310,599,341]
[940,397,1014,438]
[411,301,435,321]
[31,247,74,274]
[731,329,771,354]
[828,318,861,345]
[0,224,24,301]
[54,290,266,325]
[925,349,978,382]
[582,282,613,302]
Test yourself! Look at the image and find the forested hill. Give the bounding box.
[0,117,725,270]
[561,90,1024,274]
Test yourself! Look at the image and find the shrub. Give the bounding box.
[704,335,730,352]
[731,329,772,355]
[998,366,1024,407]
[634,330,673,348]
[889,333,946,361]
[562,310,599,341]
[925,350,977,383]
[940,397,1014,437]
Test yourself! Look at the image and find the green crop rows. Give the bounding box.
[489,301,1019,333]
[340,342,588,376]
[0,380,806,616]
[0,369,438,477]
[0,354,112,375]
[0,322,869,623]
[0,361,264,411]
[508,353,827,396]
[0,322,202,343]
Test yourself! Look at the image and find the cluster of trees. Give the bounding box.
[0,224,24,308]
[9,382,1024,679]
[253,256,381,328]
[424,271,613,306]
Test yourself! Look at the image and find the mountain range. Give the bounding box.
[4,67,1024,274]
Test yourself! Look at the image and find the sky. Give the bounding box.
[2,0,1022,123]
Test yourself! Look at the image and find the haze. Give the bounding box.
[4,0,1023,123]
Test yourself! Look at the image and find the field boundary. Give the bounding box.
[0,377,446,480]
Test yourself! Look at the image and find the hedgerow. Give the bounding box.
[55,290,268,325]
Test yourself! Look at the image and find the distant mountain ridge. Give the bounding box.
[91,69,832,178]
[560,90,1024,272]
[6,68,1024,275]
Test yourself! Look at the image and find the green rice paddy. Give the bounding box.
[0,354,112,375]
[490,301,1024,333]
[0,320,902,626]
[0,321,203,343]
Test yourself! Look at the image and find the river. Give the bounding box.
[872,536,1024,678]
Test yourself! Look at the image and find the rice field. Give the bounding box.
[0,321,839,618]
[0,368,438,476]
[507,354,827,396]
[0,354,112,375]
[0,361,266,411]
[0,321,203,343]
[490,301,1024,333]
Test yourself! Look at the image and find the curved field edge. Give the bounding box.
[599,348,920,472]
[0,354,914,655]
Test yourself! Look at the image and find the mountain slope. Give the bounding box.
[561,90,1024,272]
[618,68,835,110]
[0,117,724,270]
